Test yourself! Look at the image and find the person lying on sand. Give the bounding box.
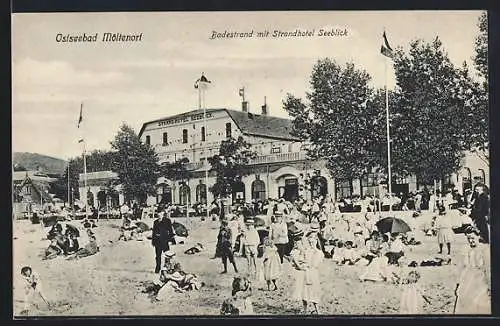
[184,243,204,255]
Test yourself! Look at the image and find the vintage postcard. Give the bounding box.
[12,11,490,316]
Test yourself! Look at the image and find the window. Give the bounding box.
[145,135,150,145]
[201,126,206,141]
[225,123,232,138]
[251,180,266,201]
[361,173,378,197]
[182,129,188,143]
[271,147,281,154]
[162,132,168,146]
[196,184,207,204]
[335,179,353,201]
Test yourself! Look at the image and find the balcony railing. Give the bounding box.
[181,151,308,171]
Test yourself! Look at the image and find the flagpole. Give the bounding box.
[67,161,70,209]
[385,50,393,213]
[202,79,210,221]
[83,139,89,219]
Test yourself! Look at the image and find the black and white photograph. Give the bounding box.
[12,10,491,316]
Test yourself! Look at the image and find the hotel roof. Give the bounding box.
[138,108,301,141]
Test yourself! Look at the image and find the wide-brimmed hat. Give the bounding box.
[291,229,304,239]
[309,223,320,232]
[163,250,176,257]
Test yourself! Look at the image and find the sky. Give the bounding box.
[12,10,485,160]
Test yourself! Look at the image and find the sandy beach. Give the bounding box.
[12,212,491,316]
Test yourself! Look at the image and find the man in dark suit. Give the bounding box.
[471,184,489,243]
[152,209,175,273]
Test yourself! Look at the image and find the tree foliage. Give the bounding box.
[471,12,489,163]
[391,38,478,184]
[110,124,160,204]
[207,136,256,199]
[474,12,488,80]
[161,157,191,185]
[284,59,385,180]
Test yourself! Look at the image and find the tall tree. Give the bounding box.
[470,11,489,164]
[110,124,160,204]
[283,58,385,180]
[207,136,256,199]
[391,38,470,185]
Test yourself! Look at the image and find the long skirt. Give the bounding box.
[455,269,491,314]
[292,269,321,303]
[399,285,423,314]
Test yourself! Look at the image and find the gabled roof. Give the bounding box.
[15,176,54,203]
[138,108,300,141]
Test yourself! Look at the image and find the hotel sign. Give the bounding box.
[157,112,213,127]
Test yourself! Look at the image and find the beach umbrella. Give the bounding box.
[135,221,151,232]
[65,223,80,237]
[173,221,188,237]
[376,216,411,234]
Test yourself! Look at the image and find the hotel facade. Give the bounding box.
[79,104,489,209]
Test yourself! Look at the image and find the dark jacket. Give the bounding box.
[152,217,175,248]
[471,193,489,221]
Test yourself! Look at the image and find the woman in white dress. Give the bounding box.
[454,231,491,314]
[290,230,323,314]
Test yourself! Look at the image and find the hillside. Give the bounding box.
[13,152,67,175]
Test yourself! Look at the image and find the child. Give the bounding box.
[331,241,345,265]
[20,266,48,314]
[343,241,361,265]
[262,237,282,291]
[242,219,260,279]
[220,276,254,315]
[399,270,431,314]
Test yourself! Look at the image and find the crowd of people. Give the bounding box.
[17,182,490,315]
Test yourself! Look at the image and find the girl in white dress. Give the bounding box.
[291,230,323,314]
[454,231,491,314]
[399,270,431,314]
[262,237,282,291]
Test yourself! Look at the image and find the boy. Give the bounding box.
[242,219,260,278]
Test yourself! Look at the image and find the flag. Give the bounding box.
[77,103,83,128]
[194,73,211,89]
[239,87,245,97]
[380,31,394,59]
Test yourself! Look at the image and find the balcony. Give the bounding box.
[249,151,307,165]
[182,151,308,171]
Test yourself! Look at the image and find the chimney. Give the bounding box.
[261,96,268,116]
[242,101,249,112]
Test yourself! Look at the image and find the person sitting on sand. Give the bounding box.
[67,229,99,260]
[386,234,406,265]
[44,238,64,260]
[220,276,254,315]
[359,240,390,282]
[342,241,362,265]
[63,232,79,255]
[331,241,345,264]
[154,251,202,301]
